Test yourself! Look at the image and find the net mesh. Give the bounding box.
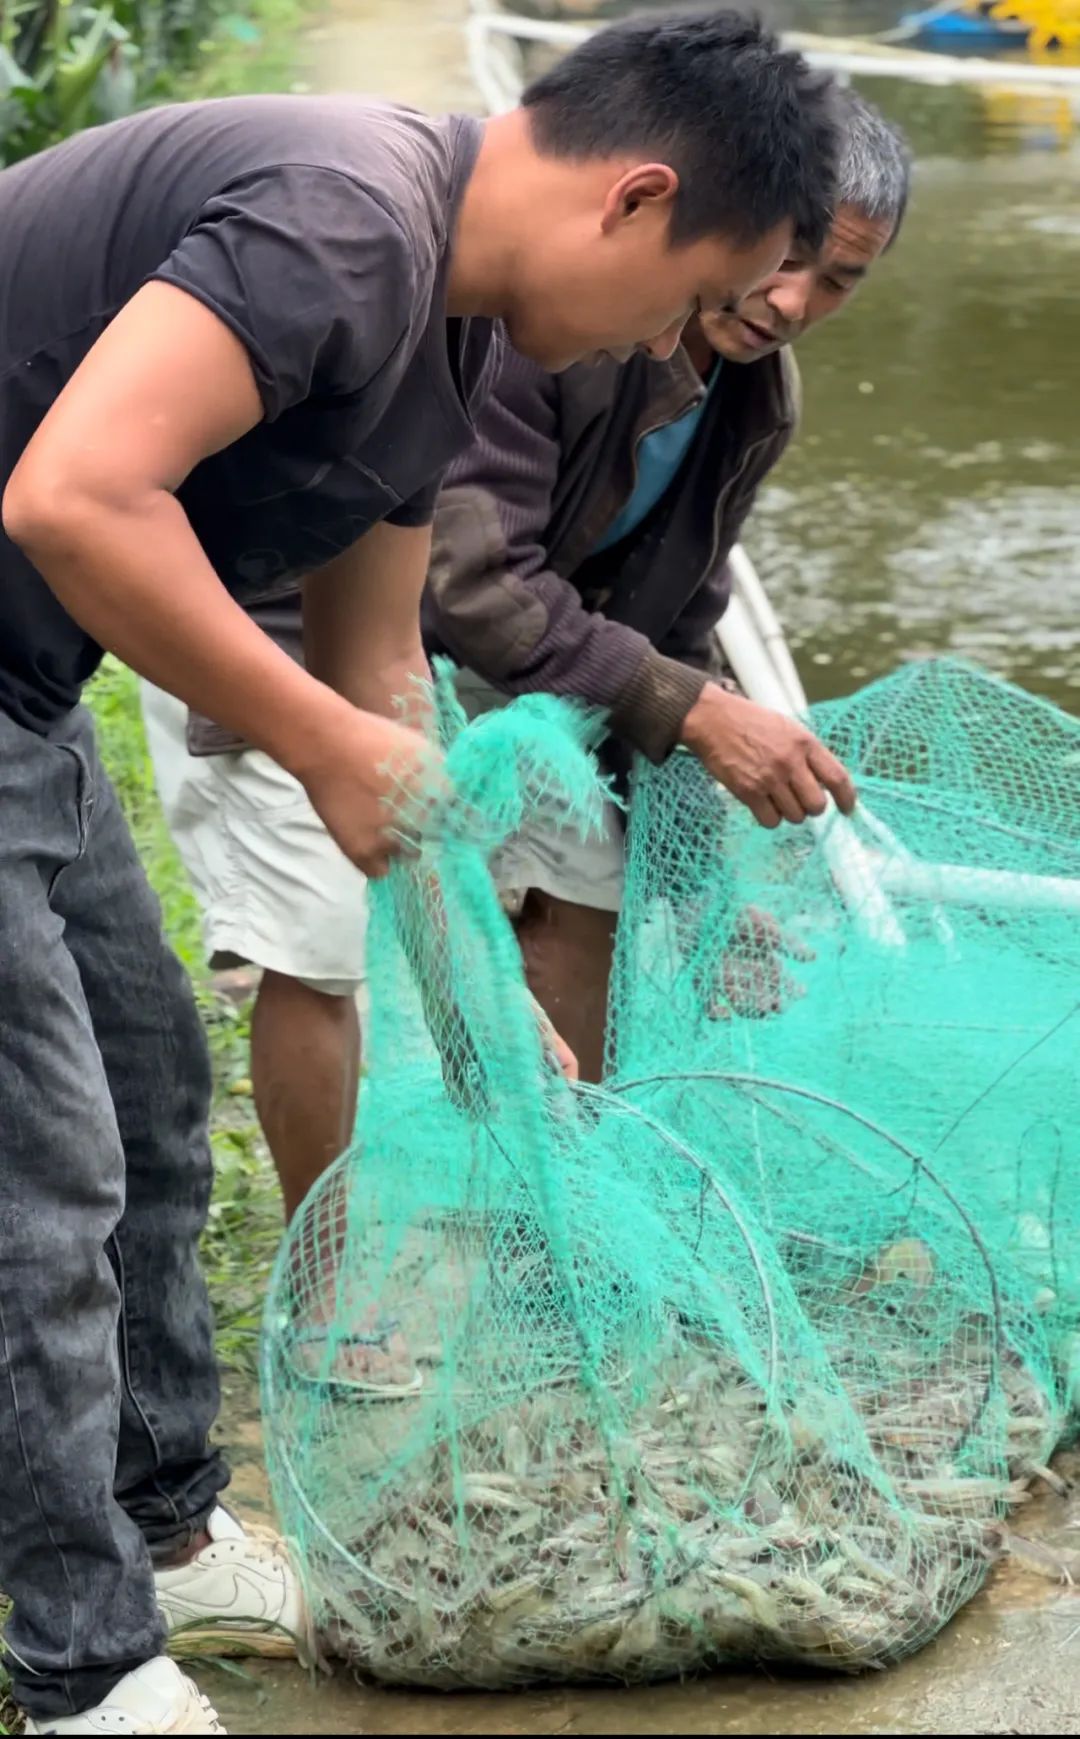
[263,658,1080,1687]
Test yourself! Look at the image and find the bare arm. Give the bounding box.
[2,283,346,770]
[2,283,432,875]
[303,520,433,726]
[306,526,578,1082]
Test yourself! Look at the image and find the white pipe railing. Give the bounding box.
[717,574,908,949]
[792,40,1080,91]
[726,544,809,716]
[467,7,1080,94]
[465,9,526,113]
[721,556,1080,924]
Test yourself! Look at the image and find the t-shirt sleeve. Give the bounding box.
[152,163,417,421]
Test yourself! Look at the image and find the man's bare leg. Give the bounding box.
[254,974,418,1389]
[514,891,616,1085]
[250,969,360,1221]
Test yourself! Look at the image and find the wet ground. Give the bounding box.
[212,5,1080,1732]
[210,1598,1080,1738]
[213,1373,1080,1735]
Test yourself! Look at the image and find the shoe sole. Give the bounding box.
[169,1624,300,1662]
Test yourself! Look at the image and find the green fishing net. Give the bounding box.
[263,658,1079,1688]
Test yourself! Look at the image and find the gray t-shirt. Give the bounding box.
[0,95,498,731]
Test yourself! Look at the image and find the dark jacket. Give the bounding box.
[423,339,800,763]
[187,337,797,757]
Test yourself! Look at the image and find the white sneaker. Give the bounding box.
[24,1656,223,1735]
[155,1507,309,1659]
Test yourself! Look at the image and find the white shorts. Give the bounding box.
[141,676,625,996]
[455,672,626,917]
[141,683,369,996]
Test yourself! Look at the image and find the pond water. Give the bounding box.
[311,0,1080,713]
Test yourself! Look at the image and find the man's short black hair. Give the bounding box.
[522,8,840,254]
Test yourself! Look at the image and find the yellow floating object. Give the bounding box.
[987,0,1080,51]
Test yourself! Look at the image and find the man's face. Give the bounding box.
[700,204,896,364]
[501,168,794,373]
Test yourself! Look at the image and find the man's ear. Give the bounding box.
[600,163,679,234]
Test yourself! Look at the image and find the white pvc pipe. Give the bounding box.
[465,13,523,113]
[715,583,1073,934]
[715,592,793,718]
[728,550,952,937]
[727,545,809,717]
[717,593,908,948]
[873,854,1080,915]
[468,10,1080,92]
[795,43,1080,91]
[468,9,589,50]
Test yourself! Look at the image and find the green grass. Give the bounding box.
[87,660,204,971]
[173,0,319,100]
[0,0,320,169]
[0,1618,15,1739]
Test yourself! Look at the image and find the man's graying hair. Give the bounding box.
[836,92,912,246]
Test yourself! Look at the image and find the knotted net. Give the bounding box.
[263,658,1079,1686]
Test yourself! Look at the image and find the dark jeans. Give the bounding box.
[0,702,228,1719]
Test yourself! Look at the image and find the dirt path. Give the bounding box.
[301,0,479,112]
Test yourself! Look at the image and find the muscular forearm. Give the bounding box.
[0,281,443,882]
[6,486,354,780]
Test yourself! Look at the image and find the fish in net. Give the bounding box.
[262,658,1078,1686]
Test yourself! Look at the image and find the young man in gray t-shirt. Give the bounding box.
[0,12,845,1732]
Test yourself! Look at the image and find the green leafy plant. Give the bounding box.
[0,0,299,164]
